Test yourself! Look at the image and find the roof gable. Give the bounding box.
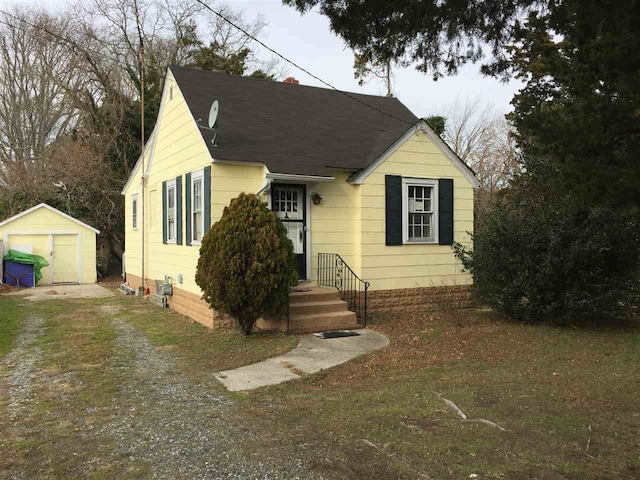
[169,66,419,177]
[0,203,100,233]
[348,120,481,188]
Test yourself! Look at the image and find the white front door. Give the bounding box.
[272,185,306,279]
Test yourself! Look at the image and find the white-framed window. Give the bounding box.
[166,179,177,243]
[132,194,138,230]
[402,178,438,244]
[191,169,204,243]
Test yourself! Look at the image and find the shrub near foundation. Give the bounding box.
[454,188,640,324]
[196,193,298,335]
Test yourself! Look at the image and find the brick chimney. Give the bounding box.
[282,77,299,85]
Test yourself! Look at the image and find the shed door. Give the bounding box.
[52,234,79,284]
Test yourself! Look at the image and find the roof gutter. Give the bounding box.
[265,173,335,183]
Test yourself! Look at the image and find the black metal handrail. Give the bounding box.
[317,253,370,327]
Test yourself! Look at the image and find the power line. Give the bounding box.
[0,9,137,74]
[0,4,416,128]
[193,0,415,127]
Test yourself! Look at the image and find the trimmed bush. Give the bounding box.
[195,193,298,335]
[454,187,640,323]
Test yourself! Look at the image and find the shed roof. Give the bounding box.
[0,203,100,234]
[169,66,419,177]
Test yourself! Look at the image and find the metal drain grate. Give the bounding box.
[313,330,361,339]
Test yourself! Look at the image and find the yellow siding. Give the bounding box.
[0,207,97,284]
[359,130,474,290]
[124,167,143,280]
[122,71,474,297]
[124,71,266,295]
[126,70,210,294]
[212,163,266,221]
[309,171,361,280]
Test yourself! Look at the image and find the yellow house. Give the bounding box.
[0,203,100,285]
[122,66,480,330]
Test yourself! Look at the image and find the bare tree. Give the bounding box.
[0,1,282,271]
[441,97,521,227]
[354,52,394,96]
[0,8,86,185]
[444,97,520,192]
[72,0,277,94]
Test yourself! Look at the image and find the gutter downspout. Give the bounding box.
[256,177,272,196]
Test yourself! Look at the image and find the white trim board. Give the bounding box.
[266,173,335,183]
[0,204,100,234]
[348,120,481,188]
[401,177,439,244]
[121,125,158,195]
[121,67,199,196]
[212,158,265,167]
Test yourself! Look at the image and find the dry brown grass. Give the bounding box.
[235,308,640,479]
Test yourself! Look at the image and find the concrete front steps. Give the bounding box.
[288,285,358,333]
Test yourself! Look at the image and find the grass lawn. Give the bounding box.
[1,290,638,479]
[234,309,640,479]
[0,291,296,478]
[0,294,24,358]
[121,297,297,382]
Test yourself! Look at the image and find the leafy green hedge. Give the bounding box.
[454,188,640,323]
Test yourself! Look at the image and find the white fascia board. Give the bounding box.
[123,67,212,195]
[121,125,158,195]
[211,158,266,168]
[348,120,481,188]
[265,173,335,183]
[121,153,142,195]
[169,66,221,168]
[0,203,100,234]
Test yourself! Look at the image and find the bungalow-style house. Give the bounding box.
[122,66,479,331]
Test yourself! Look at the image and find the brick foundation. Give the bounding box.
[124,272,233,329]
[124,273,474,329]
[368,285,475,315]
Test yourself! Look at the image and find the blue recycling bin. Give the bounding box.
[3,261,36,288]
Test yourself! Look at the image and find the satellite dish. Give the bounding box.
[208,100,219,128]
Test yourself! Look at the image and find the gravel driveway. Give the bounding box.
[105,317,311,479]
[0,310,324,479]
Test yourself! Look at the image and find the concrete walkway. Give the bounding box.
[214,329,389,391]
[6,284,114,301]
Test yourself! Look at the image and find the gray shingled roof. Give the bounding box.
[169,66,419,177]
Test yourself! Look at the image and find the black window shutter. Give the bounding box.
[176,176,183,245]
[203,165,211,233]
[185,173,192,246]
[438,178,454,245]
[385,175,403,246]
[162,181,167,244]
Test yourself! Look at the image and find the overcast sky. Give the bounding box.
[3,0,523,118]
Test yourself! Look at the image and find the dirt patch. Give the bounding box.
[99,305,121,315]
[0,284,18,294]
[507,467,577,480]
